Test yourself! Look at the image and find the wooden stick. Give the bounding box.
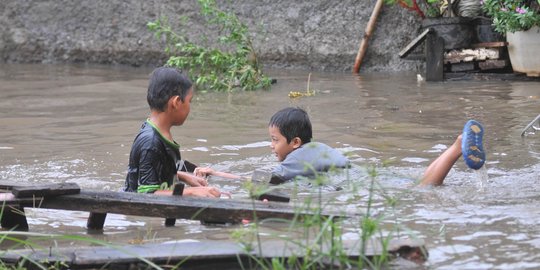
[353,0,384,73]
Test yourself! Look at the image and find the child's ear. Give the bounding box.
[291,137,302,149]
[170,96,182,109]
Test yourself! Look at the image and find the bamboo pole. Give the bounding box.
[353,0,384,73]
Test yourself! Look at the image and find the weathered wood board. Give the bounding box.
[399,28,432,58]
[426,33,445,81]
[2,238,427,269]
[31,191,322,222]
[444,48,501,64]
[12,182,80,198]
[1,186,341,231]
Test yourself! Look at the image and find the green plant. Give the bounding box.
[482,0,540,33]
[232,165,417,270]
[148,0,272,92]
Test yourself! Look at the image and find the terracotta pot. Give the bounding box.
[506,26,540,77]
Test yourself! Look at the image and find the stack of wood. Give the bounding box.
[444,42,509,72]
[398,28,518,81]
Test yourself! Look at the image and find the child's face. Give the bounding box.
[269,125,298,162]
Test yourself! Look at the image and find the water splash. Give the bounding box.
[474,166,489,191]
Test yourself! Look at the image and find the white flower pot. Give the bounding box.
[506,26,540,77]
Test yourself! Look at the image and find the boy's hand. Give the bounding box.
[177,171,208,187]
[195,167,241,180]
[183,186,221,198]
[193,167,215,178]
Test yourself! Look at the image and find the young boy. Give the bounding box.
[123,67,222,198]
[263,107,485,186]
[267,107,350,184]
[198,106,485,187]
[193,107,350,184]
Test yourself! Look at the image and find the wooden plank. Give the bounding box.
[12,182,80,198]
[470,41,508,48]
[445,72,540,81]
[426,33,445,81]
[399,28,431,58]
[444,48,500,64]
[450,62,475,72]
[478,59,508,70]
[4,238,426,269]
[257,191,291,203]
[521,114,540,137]
[0,180,28,190]
[165,183,184,226]
[0,205,29,231]
[15,191,338,226]
[251,170,291,202]
[87,212,107,231]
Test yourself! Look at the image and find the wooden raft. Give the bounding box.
[0,181,339,232]
[0,238,427,269]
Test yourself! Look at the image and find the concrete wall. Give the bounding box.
[0,0,423,72]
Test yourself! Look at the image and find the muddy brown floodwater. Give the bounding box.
[1,63,539,269]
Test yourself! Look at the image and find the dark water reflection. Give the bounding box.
[1,64,539,269]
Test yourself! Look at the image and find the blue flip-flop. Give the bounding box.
[462,120,485,170]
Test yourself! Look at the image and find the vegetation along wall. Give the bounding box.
[0,0,422,72]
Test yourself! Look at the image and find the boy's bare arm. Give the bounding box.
[193,167,242,180]
[183,186,222,197]
[154,186,221,198]
[177,171,208,187]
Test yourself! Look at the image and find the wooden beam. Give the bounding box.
[478,59,508,70]
[0,180,28,190]
[14,191,338,227]
[450,62,475,72]
[399,28,432,58]
[445,72,540,81]
[0,205,29,231]
[470,41,508,48]
[251,170,291,202]
[11,182,80,198]
[4,238,426,269]
[165,183,184,226]
[444,48,501,64]
[425,33,445,81]
[87,212,107,231]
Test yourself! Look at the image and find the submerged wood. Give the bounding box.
[1,189,340,231]
[12,182,80,198]
[2,238,427,269]
[250,170,291,202]
[34,191,319,221]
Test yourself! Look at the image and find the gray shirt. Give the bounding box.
[272,142,349,182]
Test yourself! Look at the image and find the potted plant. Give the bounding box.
[386,0,483,49]
[482,0,540,76]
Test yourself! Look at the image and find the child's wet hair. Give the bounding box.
[147,67,192,111]
[269,107,312,144]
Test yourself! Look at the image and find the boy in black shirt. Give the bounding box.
[124,67,221,197]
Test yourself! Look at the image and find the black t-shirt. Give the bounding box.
[124,120,183,193]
